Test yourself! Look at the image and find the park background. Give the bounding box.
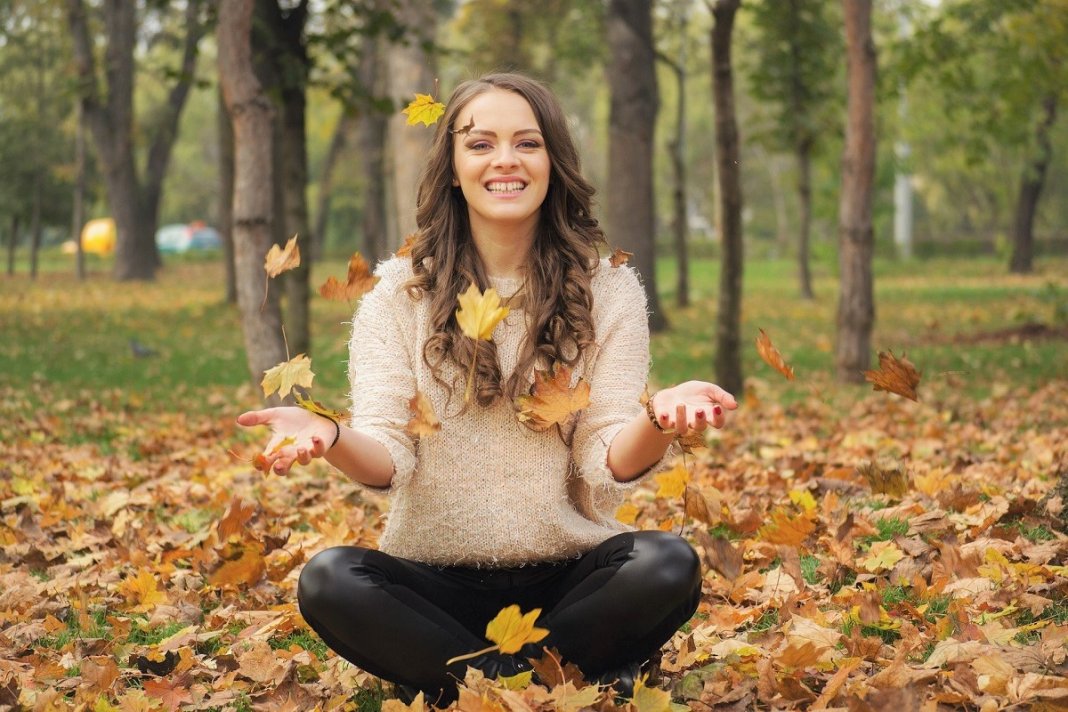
[1,1,1067,711]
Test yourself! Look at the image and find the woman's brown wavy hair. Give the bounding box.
[404,73,606,413]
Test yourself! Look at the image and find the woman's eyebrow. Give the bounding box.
[465,128,543,137]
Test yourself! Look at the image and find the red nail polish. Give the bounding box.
[713,405,722,416]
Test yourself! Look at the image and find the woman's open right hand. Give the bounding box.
[236,407,338,475]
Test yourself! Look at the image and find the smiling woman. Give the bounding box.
[237,72,737,705]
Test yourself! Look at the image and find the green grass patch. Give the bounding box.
[38,607,112,649]
[800,555,822,585]
[127,620,187,646]
[842,619,901,644]
[747,609,779,635]
[860,517,909,546]
[270,631,330,661]
[354,683,388,712]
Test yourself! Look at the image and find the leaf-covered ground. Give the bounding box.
[2,257,1067,710]
[2,374,1066,711]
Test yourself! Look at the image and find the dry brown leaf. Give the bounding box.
[515,363,590,431]
[264,234,301,278]
[143,673,193,712]
[756,328,796,380]
[319,252,380,301]
[857,461,912,498]
[609,247,633,267]
[759,509,816,547]
[209,547,266,589]
[217,497,256,542]
[864,349,922,401]
[407,391,441,438]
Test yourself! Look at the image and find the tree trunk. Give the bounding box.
[710,0,744,396]
[606,0,667,332]
[6,216,18,276]
[387,0,437,248]
[797,137,814,299]
[835,0,877,383]
[313,113,355,259]
[1009,94,1057,275]
[358,34,390,263]
[67,0,204,281]
[664,39,690,309]
[73,101,86,281]
[217,0,288,398]
[218,89,237,303]
[30,167,42,280]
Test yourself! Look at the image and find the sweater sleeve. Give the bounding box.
[571,264,680,501]
[347,259,418,489]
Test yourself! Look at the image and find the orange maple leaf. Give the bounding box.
[515,363,591,431]
[864,349,921,401]
[217,497,256,542]
[609,247,633,267]
[209,547,266,588]
[319,252,380,301]
[406,390,441,438]
[759,509,816,547]
[260,354,314,400]
[654,462,690,499]
[756,328,796,380]
[396,233,417,257]
[143,673,193,712]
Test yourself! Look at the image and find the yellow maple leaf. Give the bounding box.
[615,502,640,525]
[455,283,510,402]
[260,354,314,400]
[293,391,346,422]
[788,488,817,513]
[402,93,446,127]
[119,568,166,613]
[861,540,905,572]
[485,604,549,654]
[515,363,591,431]
[630,675,672,712]
[864,349,921,401]
[756,328,796,381]
[406,390,441,438]
[319,252,380,301]
[654,463,690,500]
[382,692,425,712]
[264,234,301,278]
[455,283,510,341]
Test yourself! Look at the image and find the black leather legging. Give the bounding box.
[297,531,701,702]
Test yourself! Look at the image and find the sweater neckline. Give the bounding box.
[488,274,523,298]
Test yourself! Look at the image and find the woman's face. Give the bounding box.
[451,89,551,240]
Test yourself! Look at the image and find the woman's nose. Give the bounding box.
[491,145,520,168]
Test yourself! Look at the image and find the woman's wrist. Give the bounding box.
[310,411,341,450]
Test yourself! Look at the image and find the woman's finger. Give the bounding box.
[296,447,312,466]
[701,384,739,410]
[309,436,326,458]
[692,407,708,432]
[710,403,727,429]
[237,409,274,427]
[675,403,687,434]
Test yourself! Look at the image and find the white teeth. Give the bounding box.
[486,181,525,193]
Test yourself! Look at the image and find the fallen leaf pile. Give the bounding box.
[2,371,1064,710]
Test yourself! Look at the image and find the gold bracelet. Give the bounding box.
[645,391,670,433]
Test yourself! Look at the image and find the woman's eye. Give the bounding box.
[518,140,542,150]
[469,142,491,150]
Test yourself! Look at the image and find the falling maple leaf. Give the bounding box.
[402,93,446,127]
[684,485,716,524]
[515,363,591,431]
[264,234,301,278]
[485,605,549,654]
[406,391,441,438]
[118,568,167,613]
[455,283,510,401]
[447,605,549,665]
[396,233,417,257]
[456,283,510,341]
[217,497,256,542]
[261,354,314,400]
[319,252,380,301]
[609,247,633,267]
[756,328,796,381]
[864,349,921,401]
[654,462,690,499]
[857,460,911,498]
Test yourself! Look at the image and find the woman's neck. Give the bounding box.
[470,222,536,281]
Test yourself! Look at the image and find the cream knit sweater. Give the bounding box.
[347,256,674,567]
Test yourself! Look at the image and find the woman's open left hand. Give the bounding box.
[236,406,337,475]
[650,381,738,435]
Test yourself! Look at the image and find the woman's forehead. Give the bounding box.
[453,89,540,134]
